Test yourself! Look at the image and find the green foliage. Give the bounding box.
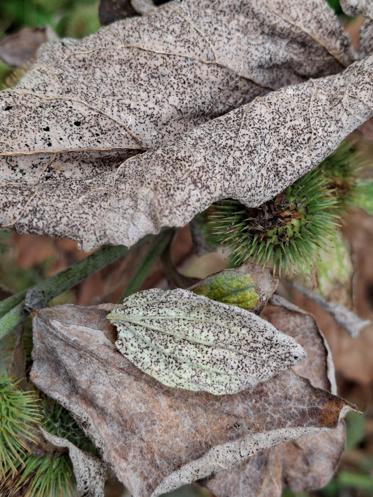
[0,376,95,497]
[0,0,99,38]
[320,141,361,211]
[345,411,365,451]
[4,454,76,497]
[205,142,363,275]
[0,376,41,477]
[326,0,342,15]
[192,270,260,310]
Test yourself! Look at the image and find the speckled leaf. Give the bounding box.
[204,296,347,497]
[2,55,373,249]
[31,304,350,497]
[108,288,304,394]
[0,0,352,155]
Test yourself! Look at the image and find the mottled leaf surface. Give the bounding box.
[0,0,352,155]
[109,288,304,394]
[204,297,346,497]
[0,0,361,249]
[31,304,349,497]
[2,56,373,249]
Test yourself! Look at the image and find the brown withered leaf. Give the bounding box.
[291,283,371,337]
[2,55,373,249]
[289,211,373,385]
[204,297,347,497]
[31,304,349,497]
[0,28,51,67]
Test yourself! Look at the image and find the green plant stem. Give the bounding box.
[0,290,27,319]
[121,230,174,300]
[0,302,26,341]
[25,245,128,310]
[0,245,130,341]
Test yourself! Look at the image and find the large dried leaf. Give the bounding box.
[109,288,304,394]
[2,56,373,249]
[31,304,349,497]
[204,297,346,497]
[0,0,352,155]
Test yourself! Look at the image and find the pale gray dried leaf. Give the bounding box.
[109,288,304,395]
[31,304,349,497]
[293,283,371,337]
[41,428,108,497]
[0,0,352,156]
[131,0,155,15]
[0,28,50,67]
[205,298,346,497]
[2,56,373,249]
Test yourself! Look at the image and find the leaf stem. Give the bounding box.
[121,230,174,300]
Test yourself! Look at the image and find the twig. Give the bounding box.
[0,245,131,341]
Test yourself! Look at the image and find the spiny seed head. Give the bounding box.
[205,141,363,275]
[0,376,42,478]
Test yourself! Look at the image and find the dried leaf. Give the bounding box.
[31,304,349,497]
[292,283,371,337]
[41,428,108,497]
[0,0,352,153]
[2,55,373,249]
[0,0,359,248]
[205,297,347,497]
[108,288,304,394]
[0,28,51,67]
